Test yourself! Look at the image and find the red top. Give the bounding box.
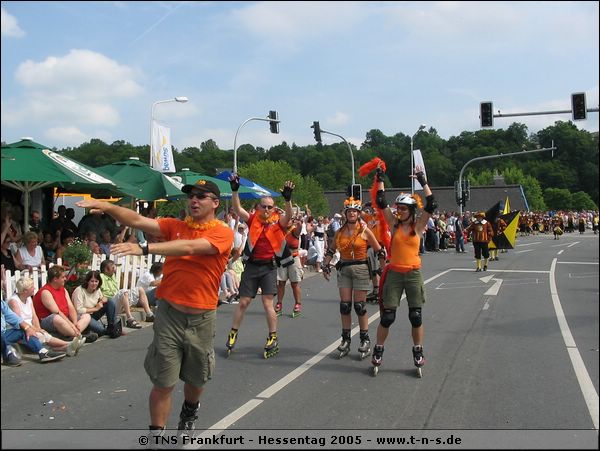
[33,283,69,320]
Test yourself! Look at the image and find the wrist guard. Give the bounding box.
[229,174,240,192]
[375,190,388,209]
[375,167,385,182]
[281,186,293,202]
[325,248,335,258]
[415,171,428,187]
[424,194,437,214]
[322,264,332,276]
[376,247,386,260]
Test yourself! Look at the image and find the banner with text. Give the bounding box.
[151,121,176,173]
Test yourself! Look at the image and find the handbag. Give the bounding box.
[108,317,123,339]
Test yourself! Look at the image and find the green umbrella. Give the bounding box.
[171,169,256,199]
[95,158,184,201]
[1,138,137,229]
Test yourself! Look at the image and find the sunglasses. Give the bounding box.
[260,205,274,210]
[188,192,216,200]
[396,205,409,212]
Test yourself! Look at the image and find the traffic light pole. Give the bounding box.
[494,108,599,118]
[319,129,356,184]
[232,114,280,173]
[457,144,557,215]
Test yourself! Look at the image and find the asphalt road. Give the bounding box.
[2,232,598,449]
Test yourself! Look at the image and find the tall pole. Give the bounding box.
[232,111,280,173]
[150,97,188,167]
[320,130,355,184]
[410,124,426,194]
[457,144,556,215]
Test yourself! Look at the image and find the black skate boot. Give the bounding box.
[264,332,279,359]
[371,344,384,376]
[226,329,238,356]
[412,344,425,378]
[177,401,199,438]
[358,330,371,359]
[337,330,351,359]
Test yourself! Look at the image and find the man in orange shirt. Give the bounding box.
[76,179,233,438]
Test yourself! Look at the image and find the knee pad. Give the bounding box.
[409,307,422,328]
[380,308,396,328]
[340,302,352,315]
[353,301,367,316]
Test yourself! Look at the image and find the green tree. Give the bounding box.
[544,188,572,211]
[571,191,598,211]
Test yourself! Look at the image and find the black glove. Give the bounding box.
[322,264,332,277]
[281,184,293,202]
[415,171,428,187]
[375,166,385,182]
[229,173,240,192]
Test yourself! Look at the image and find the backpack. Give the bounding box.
[108,317,123,339]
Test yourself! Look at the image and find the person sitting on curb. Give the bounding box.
[2,298,67,364]
[99,259,144,329]
[32,265,98,344]
[8,276,83,356]
[72,270,119,337]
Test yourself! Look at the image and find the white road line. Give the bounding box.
[203,269,454,432]
[484,278,503,296]
[516,242,542,246]
[557,262,599,265]
[568,242,580,248]
[557,250,564,255]
[549,258,599,430]
[482,298,491,310]
[514,249,533,254]
[453,268,549,273]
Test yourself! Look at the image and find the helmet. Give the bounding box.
[475,211,486,218]
[343,197,362,212]
[395,193,417,207]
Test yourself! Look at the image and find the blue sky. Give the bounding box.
[2,1,598,156]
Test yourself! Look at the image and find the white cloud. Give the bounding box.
[1,7,25,38]
[44,126,88,146]
[3,49,143,133]
[326,112,350,126]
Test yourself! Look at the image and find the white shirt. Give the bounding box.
[18,246,44,267]
[8,294,34,327]
[137,271,161,291]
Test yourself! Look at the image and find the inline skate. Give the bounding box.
[264,332,279,359]
[291,303,302,318]
[358,331,371,360]
[370,344,384,376]
[225,329,238,357]
[412,344,425,378]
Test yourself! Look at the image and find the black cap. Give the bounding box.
[182,179,220,198]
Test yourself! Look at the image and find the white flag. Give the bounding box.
[151,120,176,173]
[412,149,427,191]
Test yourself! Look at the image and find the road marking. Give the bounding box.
[568,273,599,279]
[568,241,580,248]
[482,298,491,310]
[549,258,599,430]
[203,269,453,432]
[514,249,533,254]
[557,262,599,265]
[516,242,542,246]
[484,278,503,296]
[453,268,549,273]
[558,250,564,255]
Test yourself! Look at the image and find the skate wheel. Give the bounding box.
[371,366,379,377]
[416,367,422,378]
[226,348,232,357]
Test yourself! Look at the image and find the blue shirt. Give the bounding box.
[1,300,22,333]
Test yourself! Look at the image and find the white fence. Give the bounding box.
[3,254,164,299]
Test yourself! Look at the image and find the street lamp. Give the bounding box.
[150,96,188,167]
[410,124,426,194]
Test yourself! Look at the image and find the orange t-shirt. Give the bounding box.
[389,225,421,272]
[336,225,368,261]
[155,218,234,310]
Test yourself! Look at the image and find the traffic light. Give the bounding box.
[480,101,493,127]
[571,93,587,121]
[311,121,322,142]
[351,184,362,202]
[268,110,279,133]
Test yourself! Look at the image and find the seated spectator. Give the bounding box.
[1,298,67,364]
[98,229,113,256]
[8,276,83,356]
[71,270,118,337]
[32,265,97,343]
[99,259,143,329]
[1,234,17,275]
[41,230,59,264]
[15,231,46,273]
[137,262,163,307]
[88,240,104,258]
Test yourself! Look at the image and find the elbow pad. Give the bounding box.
[424,194,437,214]
[375,190,388,209]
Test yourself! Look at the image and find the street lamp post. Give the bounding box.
[410,124,426,194]
[150,96,188,167]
